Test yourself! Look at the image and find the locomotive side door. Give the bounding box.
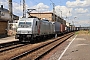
[33,19,40,35]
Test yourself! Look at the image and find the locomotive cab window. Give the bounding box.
[26,22,32,28]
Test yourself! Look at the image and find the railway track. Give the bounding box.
[0,43,27,53]
[0,41,20,48]
[0,32,74,60]
[0,41,31,53]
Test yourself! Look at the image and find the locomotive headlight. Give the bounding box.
[27,35,31,37]
[28,31,31,34]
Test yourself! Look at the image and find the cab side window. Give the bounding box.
[36,21,37,26]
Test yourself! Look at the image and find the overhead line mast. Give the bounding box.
[23,0,26,18]
[50,0,56,21]
[50,0,55,14]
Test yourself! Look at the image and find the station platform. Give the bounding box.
[0,36,18,44]
[46,34,90,60]
[59,34,90,60]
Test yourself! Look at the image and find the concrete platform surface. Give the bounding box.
[0,36,18,44]
[59,34,90,60]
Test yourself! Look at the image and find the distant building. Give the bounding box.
[0,5,19,37]
[29,12,66,25]
[0,5,19,21]
[30,12,56,21]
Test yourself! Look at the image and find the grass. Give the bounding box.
[75,30,90,35]
[88,30,90,34]
[75,31,79,34]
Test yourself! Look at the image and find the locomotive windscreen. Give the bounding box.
[18,22,32,28]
